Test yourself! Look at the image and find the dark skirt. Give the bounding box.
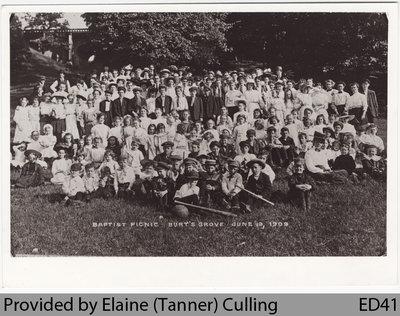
[40,115,54,132]
[52,119,66,140]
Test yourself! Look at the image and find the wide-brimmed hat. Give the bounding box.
[170,154,182,161]
[189,86,198,92]
[76,92,88,100]
[338,114,355,121]
[186,170,200,180]
[313,131,325,143]
[246,158,265,169]
[183,158,198,166]
[156,161,171,171]
[52,91,67,99]
[160,68,171,74]
[24,149,41,158]
[323,127,334,135]
[132,86,143,92]
[209,141,220,148]
[234,98,247,106]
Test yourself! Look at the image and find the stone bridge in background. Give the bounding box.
[23,28,91,67]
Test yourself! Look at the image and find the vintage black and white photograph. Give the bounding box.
[8,9,389,258]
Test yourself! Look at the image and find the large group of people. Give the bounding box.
[11,64,386,212]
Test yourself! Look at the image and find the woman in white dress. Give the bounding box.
[244,79,264,120]
[39,124,58,164]
[232,114,250,153]
[50,147,72,184]
[13,97,31,143]
[64,94,80,140]
[28,97,41,135]
[91,113,110,147]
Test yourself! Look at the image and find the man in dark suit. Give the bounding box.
[155,85,173,115]
[99,90,114,126]
[187,86,204,122]
[129,87,147,116]
[111,86,130,119]
[202,86,218,122]
[361,78,379,123]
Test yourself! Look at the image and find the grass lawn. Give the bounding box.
[11,139,387,257]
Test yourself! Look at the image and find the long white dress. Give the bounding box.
[39,134,58,158]
[51,158,72,184]
[13,106,30,142]
[64,103,80,139]
[28,106,41,134]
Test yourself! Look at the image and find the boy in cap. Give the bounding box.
[174,170,200,206]
[201,159,222,206]
[221,160,243,211]
[15,149,45,188]
[152,161,176,212]
[287,158,315,211]
[219,133,236,159]
[246,129,264,156]
[154,141,174,165]
[61,162,86,206]
[207,140,227,171]
[242,159,273,210]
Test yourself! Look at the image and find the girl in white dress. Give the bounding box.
[145,124,157,159]
[91,113,110,147]
[50,148,72,184]
[314,114,327,134]
[109,116,123,143]
[13,97,30,143]
[232,114,250,153]
[269,91,286,124]
[64,94,80,140]
[173,124,189,159]
[28,97,41,134]
[39,124,58,165]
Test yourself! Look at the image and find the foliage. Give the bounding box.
[24,13,70,59]
[227,13,388,79]
[10,14,31,68]
[82,13,231,69]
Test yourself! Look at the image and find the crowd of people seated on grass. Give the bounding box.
[10,65,386,212]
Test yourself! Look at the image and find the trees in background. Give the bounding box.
[82,13,231,70]
[227,13,388,79]
[10,14,30,68]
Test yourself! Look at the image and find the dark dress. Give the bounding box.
[15,162,44,188]
[332,155,356,175]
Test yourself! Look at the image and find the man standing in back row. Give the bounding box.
[361,78,379,123]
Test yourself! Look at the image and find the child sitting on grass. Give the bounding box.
[332,144,356,176]
[97,166,118,199]
[82,163,99,201]
[221,160,243,212]
[287,158,315,211]
[151,161,176,212]
[361,144,386,181]
[98,149,120,178]
[116,155,136,200]
[14,149,45,188]
[174,170,200,206]
[61,163,86,207]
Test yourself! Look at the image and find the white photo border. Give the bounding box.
[1,2,398,289]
